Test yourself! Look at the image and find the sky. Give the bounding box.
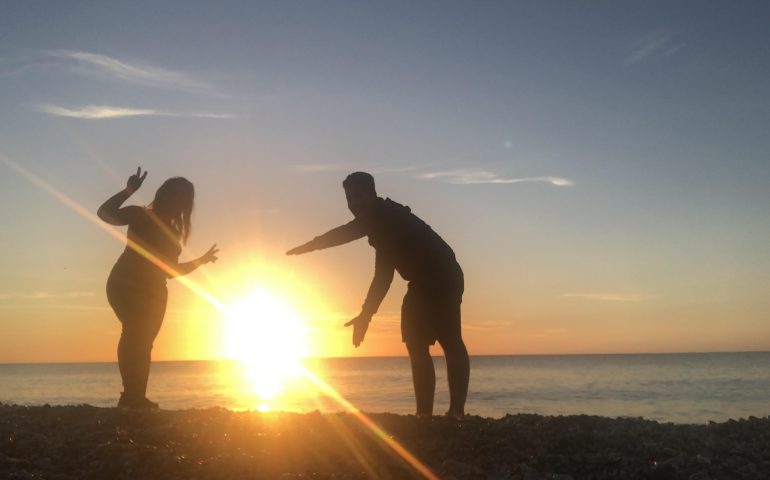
[1,1,769,363]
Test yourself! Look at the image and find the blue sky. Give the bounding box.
[1,1,769,361]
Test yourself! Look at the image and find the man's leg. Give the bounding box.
[439,334,469,416]
[405,341,435,416]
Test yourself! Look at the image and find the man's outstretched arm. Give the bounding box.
[286,220,366,255]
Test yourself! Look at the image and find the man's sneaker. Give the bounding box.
[444,410,465,420]
[118,393,160,410]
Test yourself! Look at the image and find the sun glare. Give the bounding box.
[223,288,309,406]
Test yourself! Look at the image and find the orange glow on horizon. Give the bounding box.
[2,152,438,478]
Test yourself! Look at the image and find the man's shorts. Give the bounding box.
[401,269,464,346]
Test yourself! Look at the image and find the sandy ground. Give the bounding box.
[1,404,769,479]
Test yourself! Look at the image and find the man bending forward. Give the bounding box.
[287,172,469,417]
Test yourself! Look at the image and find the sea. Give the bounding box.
[2,352,769,424]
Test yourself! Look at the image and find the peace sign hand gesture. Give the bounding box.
[126,167,148,194]
[200,244,219,265]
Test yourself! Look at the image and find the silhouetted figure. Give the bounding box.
[287,172,469,417]
[98,168,218,409]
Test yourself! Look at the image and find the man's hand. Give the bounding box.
[286,242,314,256]
[126,167,148,193]
[344,313,371,347]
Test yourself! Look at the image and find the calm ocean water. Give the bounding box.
[2,353,769,424]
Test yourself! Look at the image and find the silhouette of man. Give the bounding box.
[287,172,469,417]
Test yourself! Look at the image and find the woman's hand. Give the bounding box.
[200,244,219,264]
[170,244,220,277]
[126,167,148,193]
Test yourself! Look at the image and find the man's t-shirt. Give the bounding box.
[363,197,458,283]
[306,197,462,316]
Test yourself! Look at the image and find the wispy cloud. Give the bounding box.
[294,164,574,187]
[563,293,653,302]
[291,163,431,175]
[0,291,94,300]
[464,320,515,332]
[250,208,282,215]
[375,164,434,174]
[37,104,235,120]
[0,303,110,311]
[0,56,41,78]
[521,328,571,340]
[291,163,351,173]
[47,50,221,95]
[421,169,574,186]
[625,30,686,66]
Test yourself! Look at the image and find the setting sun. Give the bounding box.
[222,288,309,404]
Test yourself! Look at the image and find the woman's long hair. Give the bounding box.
[149,177,194,244]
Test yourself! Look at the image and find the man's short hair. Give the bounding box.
[343,172,376,195]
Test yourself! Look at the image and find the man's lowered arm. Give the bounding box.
[360,250,395,317]
[345,251,395,347]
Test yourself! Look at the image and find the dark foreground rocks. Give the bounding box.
[1,404,768,479]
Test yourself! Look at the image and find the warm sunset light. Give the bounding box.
[3,3,770,479]
[222,288,309,404]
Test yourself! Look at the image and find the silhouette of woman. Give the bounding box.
[98,168,218,409]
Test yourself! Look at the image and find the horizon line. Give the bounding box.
[2,349,769,365]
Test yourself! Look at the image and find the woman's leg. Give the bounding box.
[118,308,164,399]
[108,281,166,402]
[135,294,165,398]
[117,325,141,398]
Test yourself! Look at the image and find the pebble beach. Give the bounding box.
[1,404,769,479]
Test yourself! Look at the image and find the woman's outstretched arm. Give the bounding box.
[97,167,148,225]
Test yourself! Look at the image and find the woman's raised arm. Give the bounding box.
[97,167,147,225]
